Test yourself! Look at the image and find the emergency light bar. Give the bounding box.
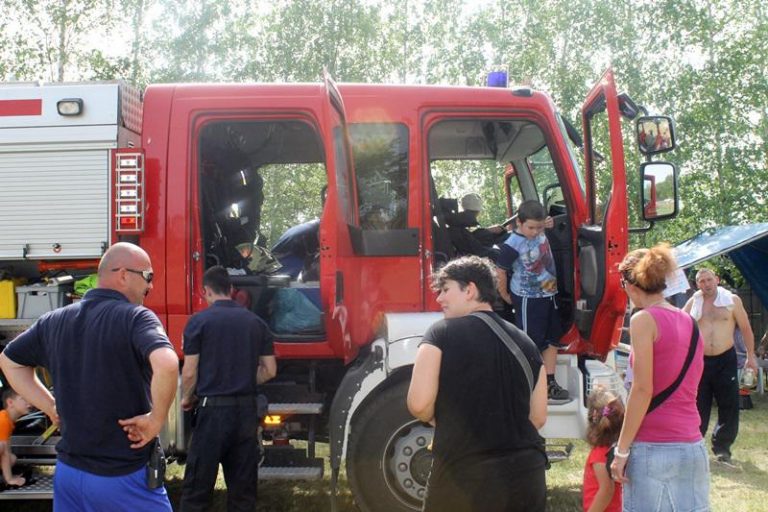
[113,149,145,235]
[487,69,509,88]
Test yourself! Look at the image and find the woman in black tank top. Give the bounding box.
[407,256,548,512]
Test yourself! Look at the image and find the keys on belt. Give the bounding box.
[199,395,259,407]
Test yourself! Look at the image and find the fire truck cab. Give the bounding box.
[0,72,678,509]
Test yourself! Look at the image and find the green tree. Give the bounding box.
[147,0,252,82]
[3,0,767,277]
[638,0,768,253]
[5,0,118,81]
[235,0,396,82]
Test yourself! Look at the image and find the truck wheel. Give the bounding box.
[347,381,433,512]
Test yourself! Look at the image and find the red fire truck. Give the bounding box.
[0,71,677,508]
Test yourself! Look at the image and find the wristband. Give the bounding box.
[614,448,630,459]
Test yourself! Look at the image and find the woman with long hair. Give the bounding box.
[610,243,710,511]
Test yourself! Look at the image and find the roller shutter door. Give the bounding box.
[0,149,110,260]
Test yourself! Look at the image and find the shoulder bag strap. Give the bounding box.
[470,312,534,393]
[647,314,699,414]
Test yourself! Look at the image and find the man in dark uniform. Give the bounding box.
[179,266,277,511]
[0,242,179,510]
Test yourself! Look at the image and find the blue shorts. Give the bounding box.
[510,294,561,351]
[623,441,710,512]
[54,460,172,512]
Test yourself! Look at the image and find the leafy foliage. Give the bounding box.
[2,0,767,275]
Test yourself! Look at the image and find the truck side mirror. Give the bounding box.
[636,116,675,155]
[641,162,678,221]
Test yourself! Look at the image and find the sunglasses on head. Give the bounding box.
[112,267,154,283]
[619,272,636,289]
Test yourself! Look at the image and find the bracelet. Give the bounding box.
[614,448,630,459]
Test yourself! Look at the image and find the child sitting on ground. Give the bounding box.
[0,388,31,487]
[583,387,624,512]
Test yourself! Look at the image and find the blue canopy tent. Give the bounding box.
[674,223,768,310]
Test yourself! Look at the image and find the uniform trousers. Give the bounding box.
[180,404,260,512]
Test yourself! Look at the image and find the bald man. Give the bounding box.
[0,242,179,510]
[683,269,756,465]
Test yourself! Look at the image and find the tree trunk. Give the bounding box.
[57,0,69,82]
[131,0,147,83]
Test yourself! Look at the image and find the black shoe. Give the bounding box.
[714,453,738,469]
[548,380,570,400]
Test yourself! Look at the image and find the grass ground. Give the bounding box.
[5,393,768,511]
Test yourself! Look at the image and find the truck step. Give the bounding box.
[547,397,575,406]
[268,402,323,415]
[261,383,325,415]
[546,442,574,463]
[0,475,54,501]
[260,446,324,480]
[259,466,323,480]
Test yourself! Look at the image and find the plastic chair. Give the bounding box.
[757,360,767,395]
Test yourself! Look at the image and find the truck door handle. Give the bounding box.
[335,271,344,305]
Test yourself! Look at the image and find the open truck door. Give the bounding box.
[575,69,630,356]
[165,73,361,478]
[174,74,359,363]
[318,72,362,363]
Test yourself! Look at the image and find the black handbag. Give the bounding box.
[607,315,700,479]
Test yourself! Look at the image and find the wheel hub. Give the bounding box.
[384,421,434,507]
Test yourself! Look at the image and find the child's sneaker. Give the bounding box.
[548,380,570,400]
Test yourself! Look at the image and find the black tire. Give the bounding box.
[347,380,434,512]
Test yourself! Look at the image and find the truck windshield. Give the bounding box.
[556,113,585,196]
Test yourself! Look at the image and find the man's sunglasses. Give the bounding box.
[112,268,154,283]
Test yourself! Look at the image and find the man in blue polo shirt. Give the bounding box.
[179,265,277,512]
[0,242,179,510]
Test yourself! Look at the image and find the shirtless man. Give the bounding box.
[683,269,757,464]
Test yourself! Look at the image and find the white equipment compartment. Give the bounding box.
[0,82,141,260]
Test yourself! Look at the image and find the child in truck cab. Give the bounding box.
[496,199,569,400]
[583,387,624,512]
[0,388,31,487]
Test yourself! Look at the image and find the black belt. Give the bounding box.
[199,395,258,408]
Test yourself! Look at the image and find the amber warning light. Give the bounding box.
[113,151,145,234]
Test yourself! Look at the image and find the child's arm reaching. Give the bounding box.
[587,461,615,512]
[497,268,512,304]
[1,440,25,486]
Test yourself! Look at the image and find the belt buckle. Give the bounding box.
[201,396,208,407]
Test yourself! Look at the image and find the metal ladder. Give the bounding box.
[259,364,326,480]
